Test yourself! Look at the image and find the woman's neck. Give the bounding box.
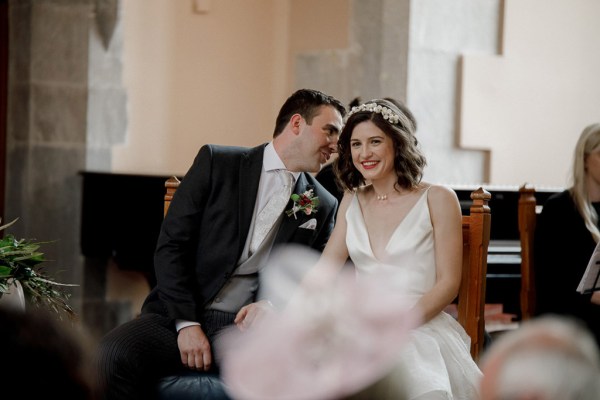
[370,176,399,197]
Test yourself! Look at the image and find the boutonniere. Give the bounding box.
[286,188,319,219]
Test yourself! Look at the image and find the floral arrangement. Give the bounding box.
[286,188,319,219]
[0,218,76,319]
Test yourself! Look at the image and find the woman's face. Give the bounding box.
[585,147,600,186]
[350,120,395,181]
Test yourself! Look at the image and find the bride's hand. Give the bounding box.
[234,300,275,331]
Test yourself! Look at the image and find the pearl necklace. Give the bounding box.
[376,193,388,201]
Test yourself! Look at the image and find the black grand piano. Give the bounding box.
[80,171,177,336]
[80,171,172,287]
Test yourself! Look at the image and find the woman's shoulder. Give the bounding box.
[353,184,373,202]
[337,190,358,219]
[538,189,578,221]
[422,182,458,201]
[546,189,571,201]
[422,183,461,218]
[543,189,573,209]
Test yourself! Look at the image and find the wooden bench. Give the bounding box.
[458,187,492,361]
[162,177,492,361]
[518,183,537,321]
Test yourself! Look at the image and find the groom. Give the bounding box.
[96,89,346,399]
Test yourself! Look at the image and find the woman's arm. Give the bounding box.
[301,191,353,287]
[413,185,463,323]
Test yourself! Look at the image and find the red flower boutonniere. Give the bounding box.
[286,189,319,219]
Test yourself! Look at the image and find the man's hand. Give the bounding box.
[234,300,275,331]
[592,291,600,305]
[177,325,212,371]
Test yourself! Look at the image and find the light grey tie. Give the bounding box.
[250,170,294,254]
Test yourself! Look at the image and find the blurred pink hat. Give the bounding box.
[219,246,419,400]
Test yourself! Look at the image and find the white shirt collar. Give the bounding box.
[263,142,300,182]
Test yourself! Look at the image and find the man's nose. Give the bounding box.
[328,135,339,152]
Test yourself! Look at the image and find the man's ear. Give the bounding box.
[290,114,303,134]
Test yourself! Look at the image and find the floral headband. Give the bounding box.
[345,102,401,124]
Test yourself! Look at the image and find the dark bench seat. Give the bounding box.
[156,371,231,400]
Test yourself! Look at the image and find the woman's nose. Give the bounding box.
[360,145,372,158]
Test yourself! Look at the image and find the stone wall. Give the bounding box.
[6,0,127,339]
[296,0,501,184]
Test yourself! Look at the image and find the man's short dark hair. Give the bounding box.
[273,89,346,137]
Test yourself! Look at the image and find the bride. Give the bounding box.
[308,98,482,399]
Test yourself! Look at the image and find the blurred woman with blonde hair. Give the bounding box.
[534,123,600,345]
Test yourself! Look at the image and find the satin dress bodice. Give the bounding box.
[346,188,434,304]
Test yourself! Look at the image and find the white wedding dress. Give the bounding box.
[346,188,482,399]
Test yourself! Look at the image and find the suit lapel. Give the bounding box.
[275,173,311,244]
[238,144,266,256]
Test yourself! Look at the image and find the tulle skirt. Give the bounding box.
[387,311,482,399]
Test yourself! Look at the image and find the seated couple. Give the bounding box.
[96,89,481,400]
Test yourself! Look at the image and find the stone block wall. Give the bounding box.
[6,0,127,341]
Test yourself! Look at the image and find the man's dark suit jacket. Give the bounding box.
[142,143,338,323]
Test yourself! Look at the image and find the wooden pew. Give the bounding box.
[518,183,537,320]
[164,178,492,361]
[458,187,492,361]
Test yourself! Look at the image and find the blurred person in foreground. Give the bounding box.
[0,306,97,399]
[219,245,417,400]
[479,315,600,400]
[534,123,600,345]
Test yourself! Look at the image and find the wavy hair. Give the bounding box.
[570,123,600,243]
[334,99,426,192]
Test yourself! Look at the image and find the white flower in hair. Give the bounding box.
[346,102,401,124]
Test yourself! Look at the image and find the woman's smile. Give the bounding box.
[361,160,380,170]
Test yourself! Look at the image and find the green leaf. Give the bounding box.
[0,218,77,320]
[0,265,13,277]
[13,252,45,262]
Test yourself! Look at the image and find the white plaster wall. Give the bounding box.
[460,0,600,188]
[408,0,502,185]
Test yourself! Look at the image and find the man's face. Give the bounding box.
[295,106,343,173]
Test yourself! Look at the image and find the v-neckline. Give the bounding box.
[352,188,429,262]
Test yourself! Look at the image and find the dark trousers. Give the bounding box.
[96,310,236,400]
